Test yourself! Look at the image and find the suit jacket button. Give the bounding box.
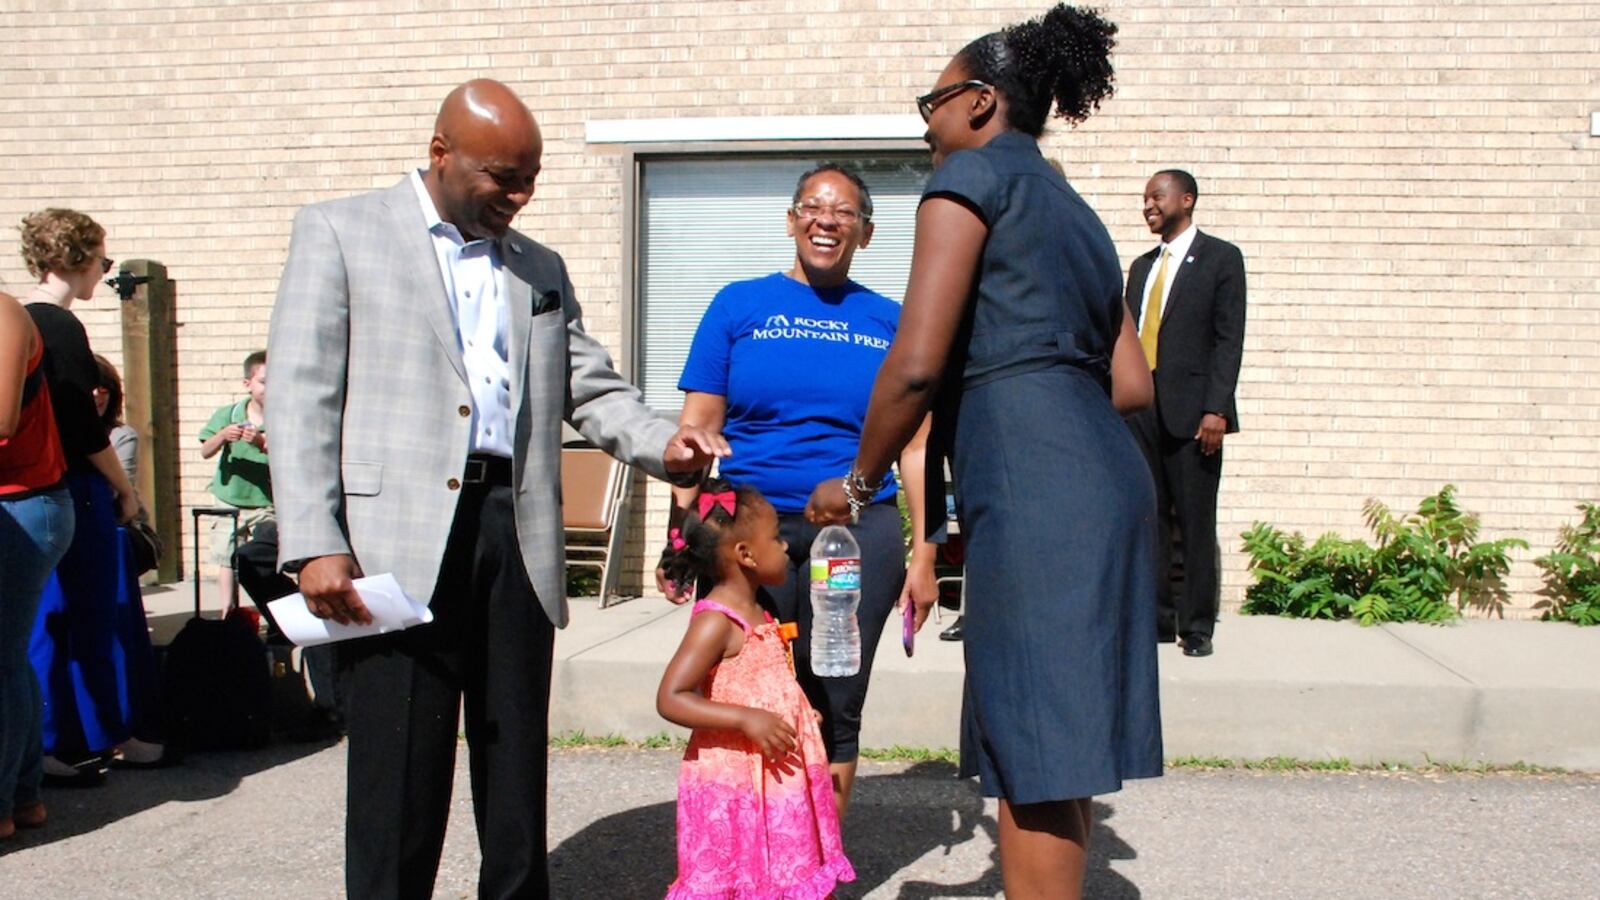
[458,405,471,417]
[447,478,461,490]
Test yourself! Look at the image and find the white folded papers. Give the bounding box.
[266,573,432,648]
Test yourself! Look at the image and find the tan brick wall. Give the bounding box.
[3,1,1596,615]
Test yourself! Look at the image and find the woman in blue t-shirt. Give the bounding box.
[663,163,937,819]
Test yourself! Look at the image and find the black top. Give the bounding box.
[27,302,110,471]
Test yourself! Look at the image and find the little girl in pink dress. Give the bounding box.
[656,479,855,899]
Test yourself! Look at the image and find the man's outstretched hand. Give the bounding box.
[663,424,730,475]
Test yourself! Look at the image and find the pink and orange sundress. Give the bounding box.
[666,600,856,899]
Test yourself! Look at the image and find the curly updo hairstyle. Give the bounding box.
[956,4,1118,136]
[658,477,769,590]
[19,208,106,279]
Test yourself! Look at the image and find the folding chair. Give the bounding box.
[560,443,633,607]
[933,503,967,617]
[932,464,967,639]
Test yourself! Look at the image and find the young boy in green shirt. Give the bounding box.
[198,350,271,609]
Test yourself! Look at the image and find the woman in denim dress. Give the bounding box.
[808,6,1162,897]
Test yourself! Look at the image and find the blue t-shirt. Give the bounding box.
[679,272,901,513]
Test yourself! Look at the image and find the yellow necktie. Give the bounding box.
[1139,247,1168,370]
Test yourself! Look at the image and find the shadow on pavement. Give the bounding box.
[0,738,337,857]
[549,760,1138,898]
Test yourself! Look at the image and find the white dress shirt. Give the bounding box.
[1136,222,1198,332]
[411,169,514,458]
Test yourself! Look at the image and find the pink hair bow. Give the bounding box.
[697,490,737,520]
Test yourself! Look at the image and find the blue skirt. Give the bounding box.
[952,366,1163,802]
[28,472,161,754]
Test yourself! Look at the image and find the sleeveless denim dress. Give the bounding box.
[923,131,1163,802]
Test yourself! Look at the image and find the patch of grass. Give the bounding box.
[548,730,685,751]
[543,736,1579,777]
[1168,755,1237,769]
[1168,754,1572,776]
[549,730,630,749]
[638,731,687,751]
[859,745,961,764]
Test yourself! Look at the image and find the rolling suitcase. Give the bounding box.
[159,508,271,751]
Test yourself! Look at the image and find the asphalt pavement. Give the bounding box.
[2,743,1596,899]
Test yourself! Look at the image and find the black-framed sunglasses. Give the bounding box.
[917,79,990,122]
[100,257,115,274]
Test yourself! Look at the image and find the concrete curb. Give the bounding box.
[145,582,1600,770]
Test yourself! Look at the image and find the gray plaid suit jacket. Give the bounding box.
[266,177,677,628]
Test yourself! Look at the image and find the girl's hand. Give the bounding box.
[739,709,797,761]
[219,423,246,442]
[655,566,694,605]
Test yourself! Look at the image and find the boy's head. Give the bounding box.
[242,350,267,407]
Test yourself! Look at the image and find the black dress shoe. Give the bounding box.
[41,756,107,787]
[939,616,964,642]
[1182,635,1214,657]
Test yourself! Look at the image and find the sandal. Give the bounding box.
[14,802,46,828]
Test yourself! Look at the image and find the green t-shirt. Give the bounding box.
[199,399,272,509]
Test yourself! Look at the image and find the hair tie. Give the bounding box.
[669,527,686,551]
[697,490,737,520]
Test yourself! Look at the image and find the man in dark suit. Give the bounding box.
[1125,169,1246,658]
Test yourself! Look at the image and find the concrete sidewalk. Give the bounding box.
[143,581,1600,770]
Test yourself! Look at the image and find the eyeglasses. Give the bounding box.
[917,79,990,122]
[791,202,868,226]
[100,258,115,274]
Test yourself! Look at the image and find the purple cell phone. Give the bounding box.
[902,599,915,657]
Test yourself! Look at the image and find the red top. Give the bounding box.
[0,321,68,497]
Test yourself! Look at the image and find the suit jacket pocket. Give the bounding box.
[533,289,564,317]
[342,461,383,497]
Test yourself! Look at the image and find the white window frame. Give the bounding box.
[615,139,929,411]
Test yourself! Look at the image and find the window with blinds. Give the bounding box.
[636,154,932,411]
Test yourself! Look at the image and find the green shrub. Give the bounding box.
[1241,485,1527,625]
[1533,503,1600,626]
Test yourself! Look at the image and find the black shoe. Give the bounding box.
[41,756,107,787]
[939,616,964,642]
[287,709,346,744]
[1182,635,1213,657]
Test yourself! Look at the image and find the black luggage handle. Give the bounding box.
[191,507,242,619]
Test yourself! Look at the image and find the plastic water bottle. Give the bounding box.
[809,525,862,677]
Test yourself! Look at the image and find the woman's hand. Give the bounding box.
[739,708,798,761]
[901,551,940,633]
[115,489,140,525]
[804,478,852,526]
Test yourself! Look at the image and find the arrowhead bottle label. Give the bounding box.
[810,557,861,591]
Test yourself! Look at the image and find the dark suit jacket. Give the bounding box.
[1125,229,1247,439]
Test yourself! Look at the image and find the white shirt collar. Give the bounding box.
[1161,222,1198,262]
[410,168,454,238]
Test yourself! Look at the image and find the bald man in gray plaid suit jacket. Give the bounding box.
[266,80,724,899]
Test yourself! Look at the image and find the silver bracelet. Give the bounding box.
[842,467,885,525]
